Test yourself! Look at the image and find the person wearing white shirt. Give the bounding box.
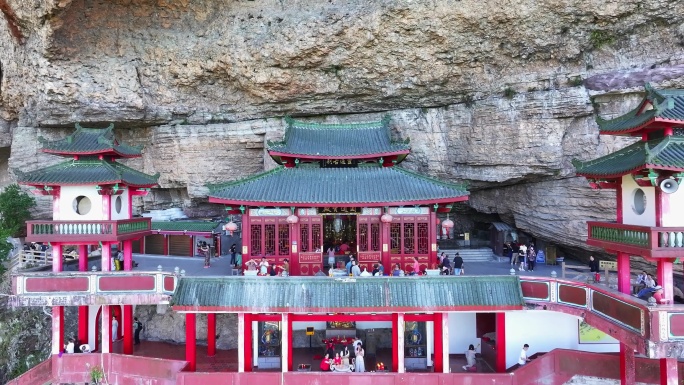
[360,268,372,277]
[518,245,528,271]
[64,338,75,354]
[518,344,531,365]
[462,344,478,371]
[259,257,269,275]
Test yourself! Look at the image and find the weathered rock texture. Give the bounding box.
[2,0,684,252]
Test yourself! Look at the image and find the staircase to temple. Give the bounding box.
[438,248,497,262]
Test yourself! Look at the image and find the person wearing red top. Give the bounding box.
[320,354,332,371]
[333,352,342,366]
[411,256,420,276]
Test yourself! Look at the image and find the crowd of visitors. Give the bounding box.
[504,242,537,271]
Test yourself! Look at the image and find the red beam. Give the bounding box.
[290,314,392,322]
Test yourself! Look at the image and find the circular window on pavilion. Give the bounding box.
[73,196,92,216]
[632,188,646,215]
[115,196,123,214]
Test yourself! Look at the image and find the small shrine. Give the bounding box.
[207,116,469,275]
[574,84,684,383]
[15,123,158,356]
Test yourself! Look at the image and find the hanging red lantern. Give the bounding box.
[225,221,238,235]
[442,218,454,230]
[286,214,299,224]
[381,213,393,223]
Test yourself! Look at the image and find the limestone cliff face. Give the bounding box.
[1,0,684,252]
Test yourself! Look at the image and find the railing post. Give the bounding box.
[562,261,566,279]
[650,229,659,249]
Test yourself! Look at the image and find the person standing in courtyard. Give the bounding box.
[230,243,237,267]
[411,256,420,276]
[519,344,531,366]
[112,315,119,342]
[518,243,527,271]
[527,246,536,272]
[588,255,600,282]
[201,242,210,268]
[133,317,143,345]
[355,343,365,373]
[453,253,464,275]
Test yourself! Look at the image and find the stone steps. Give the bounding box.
[438,248,497,262]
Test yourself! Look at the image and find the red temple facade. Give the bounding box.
[207,116,469,275]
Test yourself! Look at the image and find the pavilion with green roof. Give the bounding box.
[574,84,684,349]
[208,115,469,276]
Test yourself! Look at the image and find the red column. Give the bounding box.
[123,240,133,271]
[244,313,252,372]
[620,344,635,384]
[163,235,169,255]
[287,314,293,371]
[123,305,133,354]
[617,252,631,295]
[185,313,197,371]
[392,313,399,372]
[189,235,194,257]
[290,216,300,275]
[381,218,391,271]
[77,245,88,344]
[433,313,443,372]
[242,211,250,270]
[139,237,145,253]
[429,209,438,264]
[660,358,678,385]
[101,242,111,271]
[657,259,675,303]
[495,313,506,373]
[52,306,64,355]
[616,184,623,223]
[52,244,64,355]
[102,306,112,353]
[207,313,216,357]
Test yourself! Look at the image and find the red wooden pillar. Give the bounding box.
[287,313,293,371]
[207,313,216,357]
[123,305,133,354]
[102,306,112,353]
[657,259,675,303]
[616,184,623,223]
[139,236,145,253]
[620,343,635,384]
[52,244,64,355]
[189,235,194,257]
[381,215,391,272]
[163,235,169,256]
[290,211,300,276]
[617,252,631,295]
[495,313,506,373]
[429,208,438,265]
[102,242,111,271]
[244,313,253,372]
[52,306,64,355]
[242,210,250,270]
[185,313,197,371]
[433,313,443,373]
[392,313,399,372]
[78,245,89,345]
[123,240,133,271]
[660,358,678,385]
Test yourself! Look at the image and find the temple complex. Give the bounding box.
[4,108,684,385]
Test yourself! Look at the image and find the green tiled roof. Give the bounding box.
[207,165,468,206]
[267,116,410,158]
[172,276,524,312]
[597,84,684,134]
[39,123,142,157]
[15,159,159,187]
[151,221,221,233]
[573,135,684,178]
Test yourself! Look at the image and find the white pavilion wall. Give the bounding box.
[621,175,656,226]
[58,185,104,221]
[504,311,618,369]
[109,189,131,220]
[661,185,684,227]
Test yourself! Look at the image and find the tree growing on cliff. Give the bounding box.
[0,184,35,274]
[0,184,35,236]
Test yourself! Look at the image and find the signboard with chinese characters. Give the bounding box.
[318,207,360,214]
[250,208,291,216]
[320,159,359,168]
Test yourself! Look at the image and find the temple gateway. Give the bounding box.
[207,116,469,275]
